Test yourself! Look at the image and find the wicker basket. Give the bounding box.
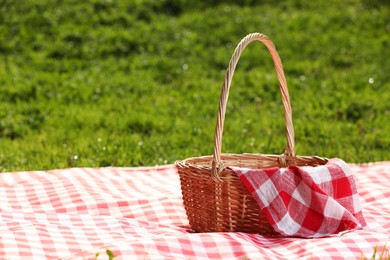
[175,33,329,235]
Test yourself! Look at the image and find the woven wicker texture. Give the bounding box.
[175,33,328,235]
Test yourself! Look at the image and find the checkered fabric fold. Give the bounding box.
[231,158,367,238]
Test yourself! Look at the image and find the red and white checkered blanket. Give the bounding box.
[0,162,389,259]
[231,158,366,238]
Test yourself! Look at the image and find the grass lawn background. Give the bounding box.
[0,0,389,172]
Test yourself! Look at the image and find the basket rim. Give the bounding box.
[175,153,329,172]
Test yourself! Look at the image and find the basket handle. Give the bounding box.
[212,33,295,176]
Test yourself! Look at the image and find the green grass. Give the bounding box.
[0,0,389,172]
[361,244,390,260]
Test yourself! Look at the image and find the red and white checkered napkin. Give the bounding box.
[231,158,367,238]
